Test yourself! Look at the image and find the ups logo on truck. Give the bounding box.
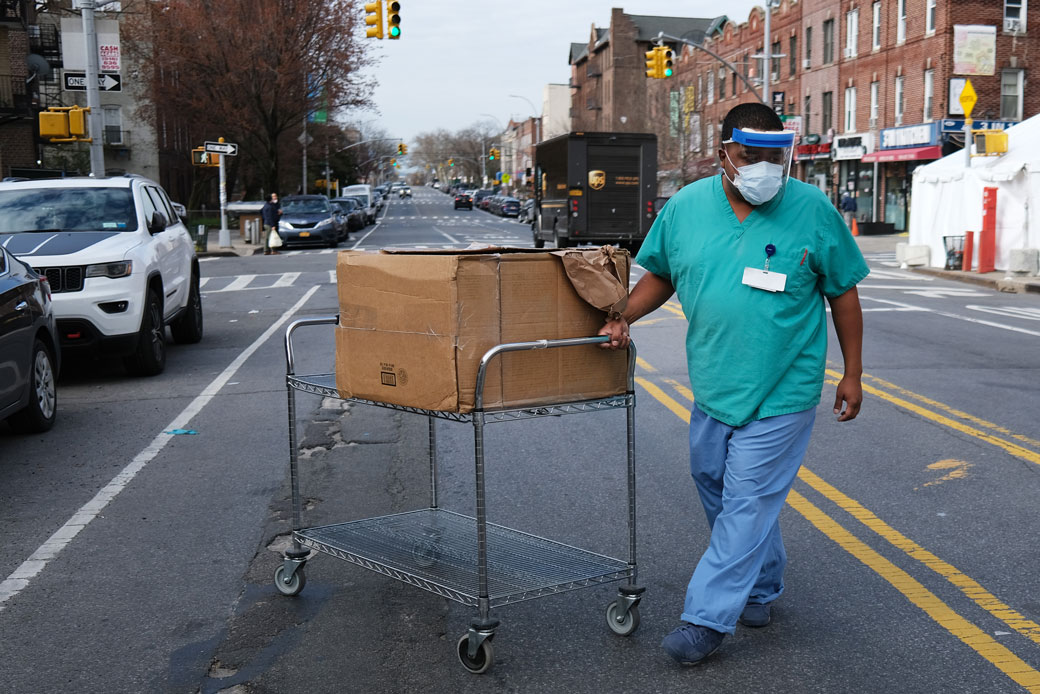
[588,170,606,190]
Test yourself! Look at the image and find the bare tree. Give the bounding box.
[123,0,375,196]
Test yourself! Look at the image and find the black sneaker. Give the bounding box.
[661,622,725,665]
[738,602,772,628]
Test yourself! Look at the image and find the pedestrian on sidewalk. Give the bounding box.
[840,191,858,227]
[599,102,869,667]
[262,192,282,255]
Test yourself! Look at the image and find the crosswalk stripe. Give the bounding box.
[271,272,301,288]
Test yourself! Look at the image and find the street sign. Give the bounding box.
[959,79,977,118]
[63,72,121,92]
[204,141,239,156]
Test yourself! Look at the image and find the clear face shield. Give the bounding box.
[721,128,796,205]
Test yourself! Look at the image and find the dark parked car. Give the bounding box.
[471,189,494,209]
[277,195,342,248]
[331,199,364,237]
[0,246,59,433]
[454,193,472,210]
[498,197,520,217]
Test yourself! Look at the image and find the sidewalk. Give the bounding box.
[195,228,265,258]
[855,233,1040,295]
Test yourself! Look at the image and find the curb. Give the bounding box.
[910,266,1040,294]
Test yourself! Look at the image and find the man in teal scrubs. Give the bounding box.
[600,103,868,665]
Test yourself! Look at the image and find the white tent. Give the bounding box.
[909,114,1040,271]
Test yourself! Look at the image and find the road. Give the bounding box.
[2,185,1040,693]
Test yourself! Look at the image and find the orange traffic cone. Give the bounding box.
[851,217,859,236]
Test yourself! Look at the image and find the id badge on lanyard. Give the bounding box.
[742,243,787,292]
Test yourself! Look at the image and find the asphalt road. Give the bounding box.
[2,185,1040,693]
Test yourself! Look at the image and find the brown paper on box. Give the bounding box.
[335,247,630,412]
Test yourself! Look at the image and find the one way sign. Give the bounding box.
[204,141,239,156]
[63,72,122,92]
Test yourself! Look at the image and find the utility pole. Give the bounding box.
[763,1,772,115]
[301,115,308,193]
[80,0,107,177]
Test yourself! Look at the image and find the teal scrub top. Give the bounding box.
[636,175,870,427]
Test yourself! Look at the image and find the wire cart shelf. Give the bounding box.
[276,316,643,674]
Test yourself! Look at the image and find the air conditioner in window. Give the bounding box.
[869,117,878,128]
[1004,18,1023,34]
[802,58,811,69]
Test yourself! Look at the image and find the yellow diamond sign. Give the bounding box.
[959,79,977,119]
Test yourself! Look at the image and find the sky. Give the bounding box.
[357,1,766,146]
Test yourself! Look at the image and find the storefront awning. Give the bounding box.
[862,145,943,163]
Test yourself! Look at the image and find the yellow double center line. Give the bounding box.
[636,360,1040,691]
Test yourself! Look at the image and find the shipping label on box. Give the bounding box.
[335,247,630,412]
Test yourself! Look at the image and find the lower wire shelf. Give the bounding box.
[295,508,633,609]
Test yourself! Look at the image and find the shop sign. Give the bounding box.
[880,122,939,149]
[796,142,833,161]
[781,115,803,136]
[833,132,875,160]
[940,118,1017,133]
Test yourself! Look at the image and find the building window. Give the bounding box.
[823,19,835,63]
[822,91,833,134]
[744,50,751,89]
[894,76,904,126]
[840,86,856,133]
[790,36,797,76]
[103,106,122,145]
[1001,68,1025,120]
[870,80,879,125]
[923,69,934,121]
[719,68,726,101]
[707,71,714,105]
[897,0,907,43]
[732,70,738,97]
[706,120,715,150]
[1004,0,1027,33]
[805,95,812,134]
[697,74,703,109]
[806,26,813,67]
[873,2,882,49]
[927,0,937,33]
[772,41,782,80]
[846,10,859,58]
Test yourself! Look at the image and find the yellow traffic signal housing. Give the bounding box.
[661,47,674,78]
[401,143,408,155]
[488,148,499,161]
[645,48,659,78]
[397,143,405,155]
[39,110,70,139]
[386,0,401,39]
[315,179,327,189]
[973,129,1009,157]
[448,158,454,167]
[364,1,383,39]
[191,148,219,167]
[68,106,88,137]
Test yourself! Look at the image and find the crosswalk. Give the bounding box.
[200,271,336,293]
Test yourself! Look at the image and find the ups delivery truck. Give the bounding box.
[532,132,657,251]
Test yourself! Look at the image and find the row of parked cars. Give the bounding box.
[0,173,207,434]
[450,186,531,220]
[274,184,387,249]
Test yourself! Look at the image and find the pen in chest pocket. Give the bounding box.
[800,248,808,266]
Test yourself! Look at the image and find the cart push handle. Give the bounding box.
[284,315,339,376]
[474,335,637,411]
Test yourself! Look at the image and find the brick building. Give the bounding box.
[569,8,717,136]
[585,1,1038,230]
[0,0,38,176]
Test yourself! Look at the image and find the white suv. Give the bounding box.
[0,175,203,376]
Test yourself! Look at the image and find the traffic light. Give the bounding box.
[390,158,397,167]
[397,143,405,155]
[645,47,659,78]
[448,158,454,167]
[191,148,218,167]
[364,1,383,39]
[401,143,408,155]
[488,148,499,161]
[662,46,674,78]
[386,0,401,39]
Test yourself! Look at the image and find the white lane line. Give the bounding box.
[861,296,1040,337]
[221,274,256,292]
[271,272,300,288]
[198,277,211,288]
[434,227,460,245]
[349,219,383,250]
[328,269,336,284]
[0,285,321,612]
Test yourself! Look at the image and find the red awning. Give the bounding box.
[862,145,943,163]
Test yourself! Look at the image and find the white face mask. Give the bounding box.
[723,150,785,205]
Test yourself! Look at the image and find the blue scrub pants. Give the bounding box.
[681,404,817,634]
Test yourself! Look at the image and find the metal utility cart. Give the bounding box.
[275,316,643,674]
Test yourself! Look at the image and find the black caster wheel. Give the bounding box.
[456,634,494,674]
[273,564,306,597]
[605,600,640,636]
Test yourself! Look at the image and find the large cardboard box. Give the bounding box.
[335,247,630,412]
